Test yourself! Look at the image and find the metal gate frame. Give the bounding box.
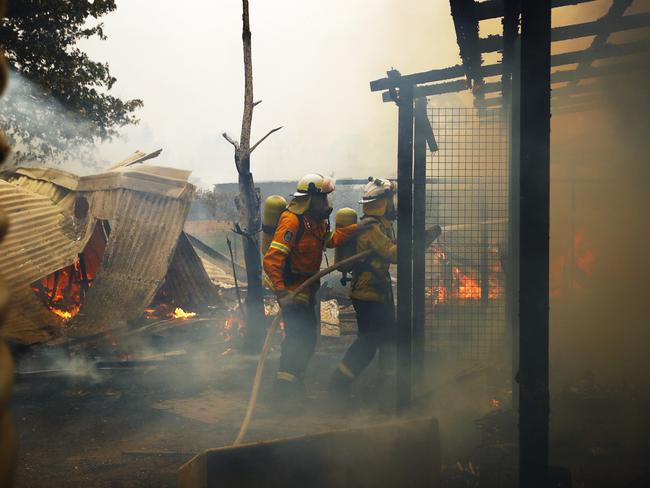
[370,1,561,486]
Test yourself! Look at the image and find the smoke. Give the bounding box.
[549,53,650,386]
[70,0,466,186]
[0,71,109,171]
[16,348,102,384]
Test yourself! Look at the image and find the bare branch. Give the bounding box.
[253,100,262,107]
[222,132,240,150]
[248,126,283,155]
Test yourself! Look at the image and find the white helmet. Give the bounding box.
[359,177,396,204]
[293,173,335,197]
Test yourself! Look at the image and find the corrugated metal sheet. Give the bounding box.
[67,188,192,337]
[0,179,96,343]
[12,164,193,199]
[0,162,203,344]
[162,232,221,308]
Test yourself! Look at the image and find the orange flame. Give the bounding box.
[454,267,481,300]
[51,308,75,321]
[32,260,90,322]
[550,226,598,298]
[427,246,503,304]
[31,224,106,323]
[171,307,197,319]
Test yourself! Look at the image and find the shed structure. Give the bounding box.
[0,152,220,345]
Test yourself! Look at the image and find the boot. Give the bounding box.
[273,373,306,412]
[328,367,353,411]
[374,371,397,413]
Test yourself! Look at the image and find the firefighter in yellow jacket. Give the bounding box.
[263,174,358,400]
[329,177,439,400]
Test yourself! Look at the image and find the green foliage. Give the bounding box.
[0,0,143,163]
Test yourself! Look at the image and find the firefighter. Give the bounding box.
[328,177,439,403]
[263,174,358,401]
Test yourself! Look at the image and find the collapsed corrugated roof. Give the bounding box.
[0,151,220,345]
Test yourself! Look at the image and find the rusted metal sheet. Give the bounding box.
[162,232,221,309]
[67,188,191,337]
[14,163,192,199]
[0,159,206,344]
[0,179,95,343]
[178,418,441,488]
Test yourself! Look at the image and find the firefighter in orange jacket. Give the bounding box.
[263,174,358,399]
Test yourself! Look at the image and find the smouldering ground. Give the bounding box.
[10,335,400,488]
[10,324,650,488]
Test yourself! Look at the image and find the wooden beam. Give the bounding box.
[518,1,551,486]
[450,0,485,102]
[567,0,634,86]
[412,97,427,391]
[370,65,465,92]
[486,90,604,108]
[475,0,595,21]
[396,82,415,412]
[483,58,650,96]
[479,12,650,53]
[551,58,650,81]
[371,38,648,93]
[551,38,650,67]
[551,101,601,115]
[381,79,469,102]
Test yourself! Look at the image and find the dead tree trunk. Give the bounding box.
[235,168,265,352]
[224,0,282,353]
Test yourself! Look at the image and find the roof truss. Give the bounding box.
[370,0,650,111]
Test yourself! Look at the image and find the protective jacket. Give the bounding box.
[350,216,397,303]
[264,210,357,302]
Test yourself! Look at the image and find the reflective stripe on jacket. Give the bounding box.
[350,216,397,302]
[263,210,357,295]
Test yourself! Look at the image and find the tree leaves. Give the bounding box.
[0,0,142,164]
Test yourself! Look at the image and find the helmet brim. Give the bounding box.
[359,194,390,204]
[294,190,333,197]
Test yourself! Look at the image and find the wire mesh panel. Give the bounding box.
[424,107,508,363]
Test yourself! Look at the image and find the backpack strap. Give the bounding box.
[283,213,306,286]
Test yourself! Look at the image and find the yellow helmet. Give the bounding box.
[359,177,395,204]
[293,173,335,197]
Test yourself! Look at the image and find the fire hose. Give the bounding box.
[233,249,372,446]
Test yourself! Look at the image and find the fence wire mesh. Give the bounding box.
[424,107,508,362]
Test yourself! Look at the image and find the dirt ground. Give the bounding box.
[10,334,402,488]
[10,322,650,488]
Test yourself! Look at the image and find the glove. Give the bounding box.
[277,289,311,308]
[276,290,297,308]
[424,225,442,247]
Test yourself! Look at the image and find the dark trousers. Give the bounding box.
[279,301,318,379]
[342,298,396,377]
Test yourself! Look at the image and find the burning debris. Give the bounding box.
[426,246,504,305]
[31,223,107,322]
[171,308,197,319]
[550,226,599,298]
[0,151,222,346]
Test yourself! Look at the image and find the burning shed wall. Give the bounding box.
[0,175,96,343]
[0,159,220,345]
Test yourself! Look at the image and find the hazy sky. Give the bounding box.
[78,0,468,186]
[76,0,622,187]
